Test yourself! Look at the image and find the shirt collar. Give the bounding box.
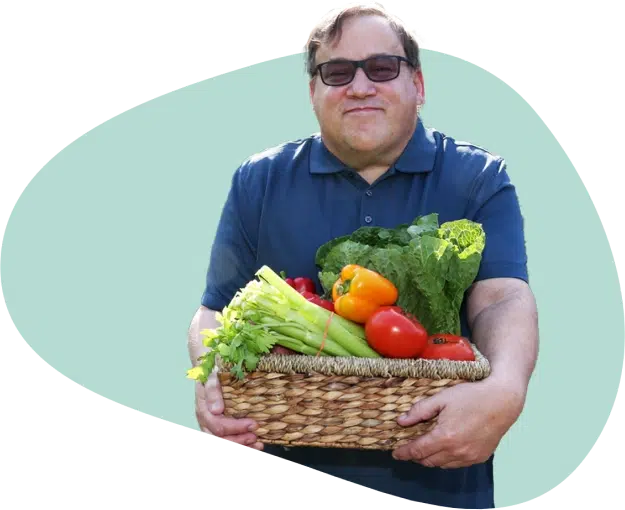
[309,118,438,175]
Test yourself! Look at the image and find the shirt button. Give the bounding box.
[364,215,373,224]
[365,190,373,197]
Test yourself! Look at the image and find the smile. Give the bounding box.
[345,107,383,114]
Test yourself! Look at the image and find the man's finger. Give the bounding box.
[221,432,259,446]
[437,460,470,470]
[202,373,224,415]
[397,394,444,427]
[414,450,455,469]
[392,430,445,462]
[200,412,258,437]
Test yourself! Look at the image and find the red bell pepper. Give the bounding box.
[300,290,335,312]
[281,272,317,294]
[292,277,316,294]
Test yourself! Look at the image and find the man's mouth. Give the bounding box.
[345,107,383,114]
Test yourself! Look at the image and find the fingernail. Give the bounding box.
[248,423,258,432]
[399,414,408,420]
[209,402,221,413]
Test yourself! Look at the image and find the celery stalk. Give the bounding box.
[266,322,352,357]
[273,335,330,357]
[255,265,380,358]
[328,313,367,340]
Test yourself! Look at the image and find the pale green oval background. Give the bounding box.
[1,51,623,508]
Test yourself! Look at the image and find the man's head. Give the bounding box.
[306,4,425,163]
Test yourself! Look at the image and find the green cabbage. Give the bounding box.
[315,214,486,335]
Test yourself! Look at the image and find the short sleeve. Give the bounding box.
[200,164,261,310]
[465,158,529,283]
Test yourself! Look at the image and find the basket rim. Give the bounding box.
[218,343,490,381]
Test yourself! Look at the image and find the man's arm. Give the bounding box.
[467,277,539,400]
[194,162,259,369]
[188,158,265,448]
[461,155,538,402]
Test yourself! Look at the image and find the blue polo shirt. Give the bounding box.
[201,119,528,509]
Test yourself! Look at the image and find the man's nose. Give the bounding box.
[348,68,375,96]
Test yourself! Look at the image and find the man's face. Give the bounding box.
[309,15,424,156]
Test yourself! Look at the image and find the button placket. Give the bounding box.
[362,188,374,224]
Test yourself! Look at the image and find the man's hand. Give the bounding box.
[392,376,525,468]
[391,277,538,469]
[189,305,263,449]
[195,371,264,450]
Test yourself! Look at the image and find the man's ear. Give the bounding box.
[414,69,425,105]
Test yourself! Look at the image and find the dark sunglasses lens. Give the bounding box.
[321,61,356,85]
[319,57,403,85]
[364,56,400,81]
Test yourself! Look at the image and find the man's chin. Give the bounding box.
[345,136,386,153]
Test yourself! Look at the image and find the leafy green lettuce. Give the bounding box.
[315,214,485,335]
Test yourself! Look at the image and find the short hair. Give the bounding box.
[305,3,421,78]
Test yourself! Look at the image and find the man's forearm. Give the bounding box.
[468,282,539,397]
[188,305,221,366]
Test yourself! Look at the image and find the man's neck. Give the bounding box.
[325,140,404,185]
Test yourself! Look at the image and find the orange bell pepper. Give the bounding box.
[332,264,398,324]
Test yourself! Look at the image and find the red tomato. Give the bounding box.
[364,306,429,358]
[420,334,476,361]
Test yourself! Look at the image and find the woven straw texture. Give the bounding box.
[218,345,490,450]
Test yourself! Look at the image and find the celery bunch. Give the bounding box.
[187,265,380,382]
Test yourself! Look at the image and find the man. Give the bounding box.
[188,4,538,509]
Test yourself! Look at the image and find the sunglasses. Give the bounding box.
[314,55,413,86]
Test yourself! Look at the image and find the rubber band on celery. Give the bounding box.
[317,311,334,357]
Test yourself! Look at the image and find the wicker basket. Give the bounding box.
[218,344,490,451]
